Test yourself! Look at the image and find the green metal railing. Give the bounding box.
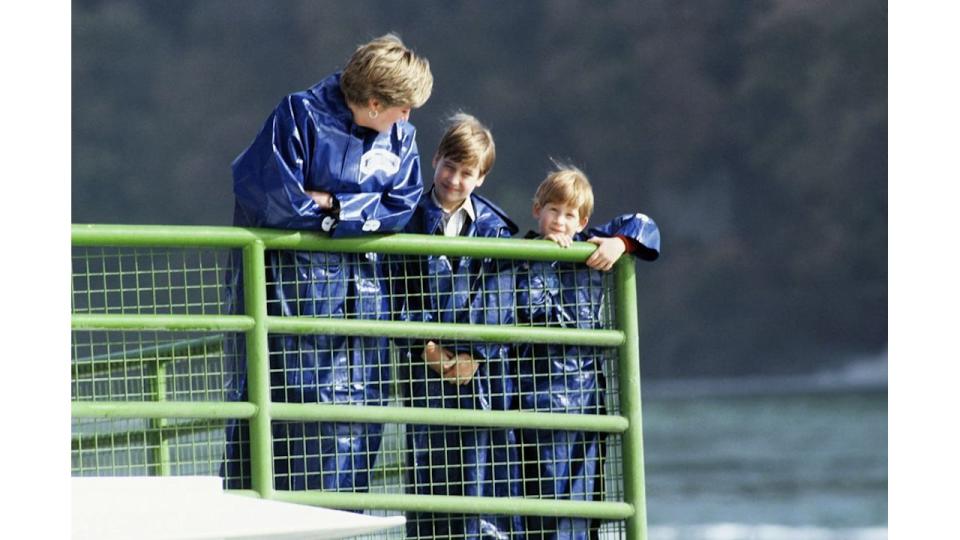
[71,223,649,539]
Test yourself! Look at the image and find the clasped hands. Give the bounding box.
[422,341,479,385]
[305,190,336,210]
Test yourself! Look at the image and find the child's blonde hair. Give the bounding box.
[435,112,496,177]
[340,33,433,108]
[532,164,594,221]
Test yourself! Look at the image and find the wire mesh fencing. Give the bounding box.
[71,226,646,540]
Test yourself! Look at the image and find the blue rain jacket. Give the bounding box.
[516,213,659,539]
[398,190,524,539]
[221,72,424,492]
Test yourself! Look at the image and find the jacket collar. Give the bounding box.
[429,189,477,224]
[306,72,354,129]
[419,188,518,237]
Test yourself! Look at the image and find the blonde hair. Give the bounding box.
[340,33,433,108]
[435,113,496,177]
[533,164,595,221]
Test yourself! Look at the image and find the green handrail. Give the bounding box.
[70,223,649,538]
[73,400,628,433]
[73,314,623,347]
[71,223,598,261]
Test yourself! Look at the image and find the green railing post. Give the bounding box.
[615,257,648,540]
[151,361,171,476]
[242,240,274,498]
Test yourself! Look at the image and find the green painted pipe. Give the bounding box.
[152,361,171,476]
[243,241,275,499]
[71,401,256,419]
[266,317,625,347]
[71,313,623,346]
[615,258,648,540]
[270,491,635,520]
[72,223,266,248]
[72,224,599,262]
[72,314,255,332]
[270,403,628,433]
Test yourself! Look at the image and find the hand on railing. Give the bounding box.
[423,341,479,385]
[585,236,627,272]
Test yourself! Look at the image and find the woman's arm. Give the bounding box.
[328,137,425,237]
[232,96,332,230]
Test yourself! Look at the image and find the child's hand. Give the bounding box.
[423,341,457,375]
[544,232,574,248]
[306,190,335,210]
[442,353,480,385]
[585,236,627,272]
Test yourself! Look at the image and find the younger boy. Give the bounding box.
[398,113,522,539]
[516,165,659,539]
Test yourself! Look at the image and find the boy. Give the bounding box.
[397,113,522,539]
[517,164,659,539]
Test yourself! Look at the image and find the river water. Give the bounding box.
[640,366,887,540]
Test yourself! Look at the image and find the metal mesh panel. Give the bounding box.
[71,328,243,478]
[72,417,235,478]
[71,239,633,539]
[71,331,237,402]
[261,253,617,329]
[72,246,233,315]
[350,516,627,540]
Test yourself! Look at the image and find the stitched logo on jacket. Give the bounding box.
[359,148,401,177]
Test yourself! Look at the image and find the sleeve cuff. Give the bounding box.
[616,234,638,253]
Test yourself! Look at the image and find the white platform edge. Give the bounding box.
[72,476,405,540]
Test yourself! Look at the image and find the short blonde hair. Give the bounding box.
[340,33,433,108]
[435,113,496,177]
[533,164,595,221]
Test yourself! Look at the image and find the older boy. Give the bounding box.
[397,113,522,539]
[517,165,659,539]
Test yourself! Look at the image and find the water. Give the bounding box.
[640,369,887,540]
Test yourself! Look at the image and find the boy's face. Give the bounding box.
[432,156,485,211]
[534,201,588,237]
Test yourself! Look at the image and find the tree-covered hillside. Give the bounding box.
[72,0,887,378]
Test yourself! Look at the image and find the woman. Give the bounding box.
[222,33,433,494]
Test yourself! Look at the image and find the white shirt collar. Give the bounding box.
[431,189,475,219]
[430,189,475,237]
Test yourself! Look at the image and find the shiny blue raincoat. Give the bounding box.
[516,213,659,539]
[397,190,523,539]
[221,72,424,493]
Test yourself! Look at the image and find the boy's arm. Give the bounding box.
[437,228,517,385]
[584,213,661,271]
[585,236,628,272]
[462,260,516,380]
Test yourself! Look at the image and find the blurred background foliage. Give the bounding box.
[72,0,887,379]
